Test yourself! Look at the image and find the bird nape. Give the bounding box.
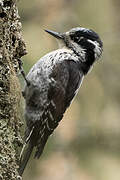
[18,27,103,176]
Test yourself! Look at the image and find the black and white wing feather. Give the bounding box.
[19,51,84,176]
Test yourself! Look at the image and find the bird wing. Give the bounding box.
[34,59,83,157]
[22,59,83,158]
[65,60,84,108]
[19,58,83,175]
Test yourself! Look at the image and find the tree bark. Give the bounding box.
[0,0,27,179]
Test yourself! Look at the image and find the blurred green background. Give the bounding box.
[18,0,120,179]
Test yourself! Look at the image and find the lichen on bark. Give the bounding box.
[0,0,27,179]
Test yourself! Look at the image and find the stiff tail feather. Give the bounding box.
[19,130,50,175]
[34,134,49,159]
[18,143,34,176]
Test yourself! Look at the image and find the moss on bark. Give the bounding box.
[0,0,27,179]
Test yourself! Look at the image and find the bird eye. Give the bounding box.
[73,36,79,42]
[76,37,79,40]
[74,36,84,43]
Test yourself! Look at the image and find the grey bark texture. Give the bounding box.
[0,0,27,179]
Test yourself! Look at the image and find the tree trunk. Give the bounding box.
[0,0,27,179]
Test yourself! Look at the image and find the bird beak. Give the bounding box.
[44,29,64,39]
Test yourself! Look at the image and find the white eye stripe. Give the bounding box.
[87,39,97,46]
[87,39,100,50]
[87,39,102,59]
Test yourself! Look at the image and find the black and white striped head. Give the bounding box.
[67,27,103,60]
[45,27,103,63]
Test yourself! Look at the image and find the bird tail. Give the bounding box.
[18,142,34,176]
[34,134,49,159]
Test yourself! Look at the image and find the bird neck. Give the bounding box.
[78,49,95,75]
[55,45,95,76]
[63,42,95,75]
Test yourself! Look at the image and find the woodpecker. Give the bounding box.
[19,27,103,175]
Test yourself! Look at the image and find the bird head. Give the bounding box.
[45,27,103,63]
